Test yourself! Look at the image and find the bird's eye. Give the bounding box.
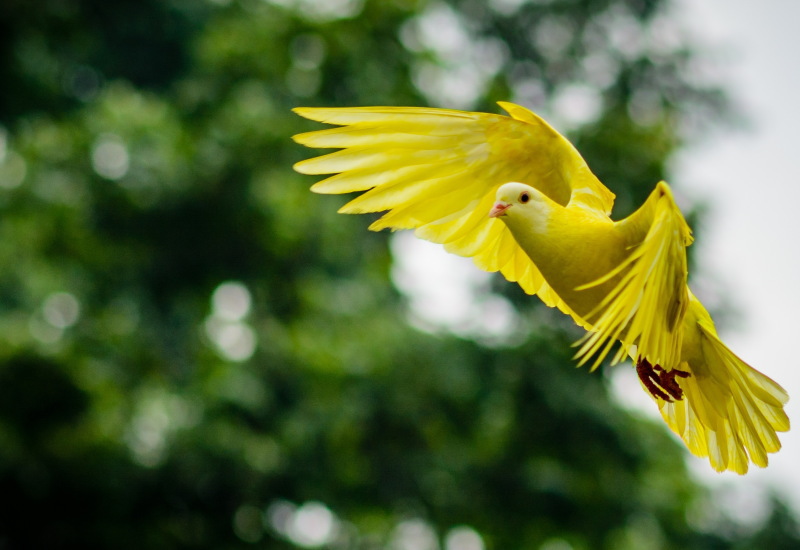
[519,192,530,204]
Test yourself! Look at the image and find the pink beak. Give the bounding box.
[489,201,511,218]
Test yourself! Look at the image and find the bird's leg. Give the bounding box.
[636,358,691,402]
[653,364,690,401]
[636,359,672,401]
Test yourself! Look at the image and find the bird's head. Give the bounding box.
[489,182,551,227]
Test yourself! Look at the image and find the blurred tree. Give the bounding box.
[0,0,795,548]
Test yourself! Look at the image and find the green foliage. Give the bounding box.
[0,0,795,548]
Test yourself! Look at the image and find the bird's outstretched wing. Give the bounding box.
[574,182,692,370]
[293,102,614,322]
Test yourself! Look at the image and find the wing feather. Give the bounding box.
[293,102,616,323]
[574,182,692,369]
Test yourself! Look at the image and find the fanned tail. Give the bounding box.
[656,321,789,474]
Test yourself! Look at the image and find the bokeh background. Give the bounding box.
[1,0,798,548]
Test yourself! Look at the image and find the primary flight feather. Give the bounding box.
[292,101,789,474]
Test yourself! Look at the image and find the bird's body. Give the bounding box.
[492,188,628,319]
[492,181,787,473]
[293,101,789,474]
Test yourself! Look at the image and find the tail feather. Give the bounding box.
[656,324,789,474]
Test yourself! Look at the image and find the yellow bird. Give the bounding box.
[292,101,789,474]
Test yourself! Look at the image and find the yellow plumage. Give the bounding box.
[292,101,789,474]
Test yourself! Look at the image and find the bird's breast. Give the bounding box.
[507,215,629,319]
